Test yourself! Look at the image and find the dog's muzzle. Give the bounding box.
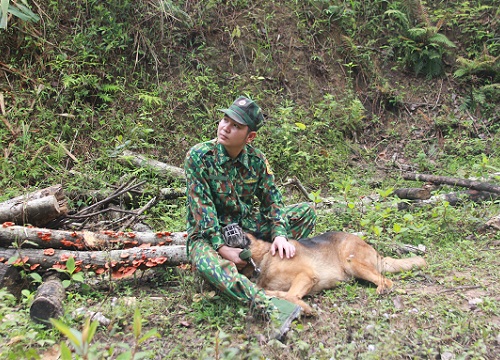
[222,223,260,276]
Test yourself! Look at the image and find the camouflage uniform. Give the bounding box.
[185,139,316,307]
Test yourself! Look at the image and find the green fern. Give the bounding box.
[454,55,500,80]
[428,33,457,49]
[384,10,410,30]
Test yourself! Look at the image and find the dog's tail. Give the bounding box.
[381,256,427,273]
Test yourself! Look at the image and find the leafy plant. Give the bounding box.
[52,257,85,288]
[386,9,456,78]
[51,317,98,360]
[0,0,39,29]
[114,308,160,360]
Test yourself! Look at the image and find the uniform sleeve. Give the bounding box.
[184,149,225,251]
[255,155,288,239]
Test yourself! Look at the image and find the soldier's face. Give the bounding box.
[217,116,255,148]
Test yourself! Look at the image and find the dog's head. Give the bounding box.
[244,233,271,262]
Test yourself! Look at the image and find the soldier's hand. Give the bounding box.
[271,236,295,259]
[217,245,247,270]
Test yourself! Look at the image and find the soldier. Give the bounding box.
[184,96,316,340]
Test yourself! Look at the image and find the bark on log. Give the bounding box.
[30,274,65,325]
[121,150,185,180]
[403,173,500,194]
[0,245,187,278]
[0,195,66,227]
[393,188,431,200]
[0,184,68,226]
[0,224,187,249]
[0,262,24,299]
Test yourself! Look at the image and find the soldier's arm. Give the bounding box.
[184,151,225,251]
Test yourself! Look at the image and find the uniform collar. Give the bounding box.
[214,141,250,169]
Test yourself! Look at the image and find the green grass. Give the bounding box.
[1,191,499,359]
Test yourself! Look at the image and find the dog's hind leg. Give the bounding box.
[345,257,393,294]
[265,272,318,315]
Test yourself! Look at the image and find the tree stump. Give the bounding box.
[30,274,65,326]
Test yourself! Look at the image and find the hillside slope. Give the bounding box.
[0,0,499,192]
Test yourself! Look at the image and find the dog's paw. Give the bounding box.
[376,285,393,295]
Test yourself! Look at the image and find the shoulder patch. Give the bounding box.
[264,158,273,175]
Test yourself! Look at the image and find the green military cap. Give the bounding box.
[219,96,264,131]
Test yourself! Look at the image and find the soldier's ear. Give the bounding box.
[246,131,257,143]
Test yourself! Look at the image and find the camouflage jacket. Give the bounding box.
[184,139,288,251]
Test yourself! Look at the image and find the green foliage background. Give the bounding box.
[1,0,498,200]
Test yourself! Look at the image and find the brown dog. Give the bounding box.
[242,231,426,315]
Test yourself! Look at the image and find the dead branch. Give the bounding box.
[0,184,66,207]
[120,150,185,180]
[283,177,312,201]
[403,173,500,194]
[397,190,499,210]
[70,179,146,217]
[118,194,160,231]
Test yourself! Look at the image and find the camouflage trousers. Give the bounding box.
[187,202,316,308]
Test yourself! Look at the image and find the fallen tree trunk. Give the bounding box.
[0,184,68,226]
[403,173,500,194]
[121,150,185,180]
[319,189,498,214]
[0,245,188,278]
[0,262,24,299]
[0,224,187,249]
[30,274,65,326]
[397,190,499,210]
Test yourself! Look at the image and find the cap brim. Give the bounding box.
[219,109,247,126]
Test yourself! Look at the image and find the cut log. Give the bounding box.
[30,274,65,325]
[0,195,66,227]
[121,150,185,180]
[0,262,24,299]
[0,184,68,226]
[403,173,500,194]
[0,224,187,249]
[393,188,431,200]
[0,245,187,278]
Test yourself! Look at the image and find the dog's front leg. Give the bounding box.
[266,272,318,315]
